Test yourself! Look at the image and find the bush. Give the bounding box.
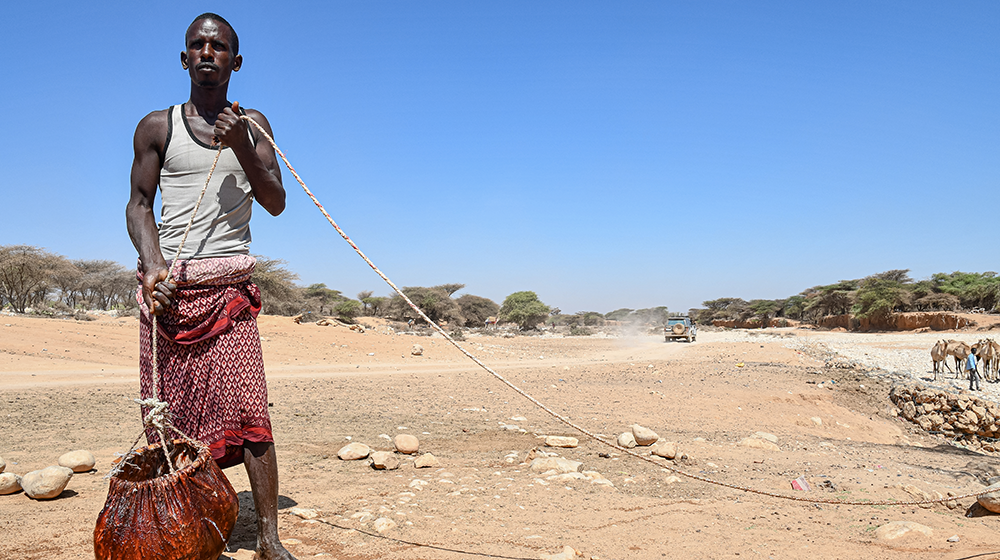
[569,326,592,336]
[499,291,550,330]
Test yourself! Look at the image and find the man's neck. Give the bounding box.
[187,86,231,123]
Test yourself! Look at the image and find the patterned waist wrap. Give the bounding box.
[137,255,272,469]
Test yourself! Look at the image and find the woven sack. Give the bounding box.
[94,440,239,560]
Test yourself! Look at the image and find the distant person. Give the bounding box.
[125,13,296,560]
[967,348,980,391]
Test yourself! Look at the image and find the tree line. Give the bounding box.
[690,269,1000,326]
[0,245,684,332]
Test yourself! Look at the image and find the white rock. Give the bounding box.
[540,545,582,560]
[617,432,637,448]
[394,434,419,454]
[370,451,400,470]
[547,472,588,482]
[739,438,780,451]
[875,521,933,540]
[530,457,583,474]
[414,453,440,468]
[652,441,677,459]
[0,472,21,495]
[338,442,371,461]
[21,466,73,500]
[811,417,823,426]
[631,424,659,446]
[411,344,424,356]
[373,517,396,533]
[753,432,778,443]
[947,535,960,542]
[544,436,579,448]
[289,507,320,520]
[58,450,96,473]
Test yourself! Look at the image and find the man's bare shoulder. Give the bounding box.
[134,108,171,149]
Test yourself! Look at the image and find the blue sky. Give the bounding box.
[1,2,997,314]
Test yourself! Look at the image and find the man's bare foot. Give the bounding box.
[253,541,297,560]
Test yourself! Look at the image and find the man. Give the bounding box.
[125,13,295,560]
[967,348,981,392]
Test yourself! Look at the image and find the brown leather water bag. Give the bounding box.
[94,440,239,560]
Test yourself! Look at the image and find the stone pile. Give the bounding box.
[890,384,1000,453]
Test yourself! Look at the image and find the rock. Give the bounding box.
[976,482,1000,513]
[530,457,583,474]
[739,438,780,451]
[394,434,419,454]
[338,442,371,461]
[414,453,440,468]
[947,535,960,542]
[58,450,96,473]
[540,545,582,560]
[631,424,659,446]
[810,417,823,426]
[411,344,424,356]
[370,451,400,470]
[875,521,933,540]
[373,517,396,533]
[652,441,677,459]
[617,432,636,448]
[0,472,21,495]
[753,432,778,443]
[289,507,320,520]
[544,436,579,448]
[21,466,73,500]
[0,456,5,473]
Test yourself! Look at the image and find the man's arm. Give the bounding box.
[214,102,285,216]
[126,110,174,314]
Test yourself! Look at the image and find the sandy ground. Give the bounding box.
[3,314,1000,560]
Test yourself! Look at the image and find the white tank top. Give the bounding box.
[157,104,255,260]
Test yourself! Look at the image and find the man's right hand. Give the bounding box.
[142,267,176,316]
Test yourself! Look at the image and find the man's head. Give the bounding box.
[181,13,242,88]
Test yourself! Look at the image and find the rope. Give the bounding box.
[109,142,223,479]
[238,115,997,508]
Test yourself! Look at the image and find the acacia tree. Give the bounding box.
[456,294,499,327]
[0,245,62,313]
[251,256,301,315]
[498,291,550,330]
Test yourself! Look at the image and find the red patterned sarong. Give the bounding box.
[137,255,272,469]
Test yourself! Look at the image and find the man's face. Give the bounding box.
[180,19,241,88]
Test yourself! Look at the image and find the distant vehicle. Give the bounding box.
[664,316,696,343]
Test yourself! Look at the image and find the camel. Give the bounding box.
[973,339,999,382]
[931,339,952,380]
[945,340,972,379]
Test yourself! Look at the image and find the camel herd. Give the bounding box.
[931,338,1000,383]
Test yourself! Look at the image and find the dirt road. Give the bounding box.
[2,315,999,559]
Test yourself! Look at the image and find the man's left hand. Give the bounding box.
[213,102,251,150]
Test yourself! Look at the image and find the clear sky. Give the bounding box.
[2,2,997,314]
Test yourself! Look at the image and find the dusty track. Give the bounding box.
[2,315,1000,559]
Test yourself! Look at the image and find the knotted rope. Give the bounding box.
[107,146,221,479]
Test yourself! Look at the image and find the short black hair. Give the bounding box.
[189,12,239,55]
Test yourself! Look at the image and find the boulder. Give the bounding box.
[411,344,424,356]
[652,441,677,459]
[394,434,419,454]
[875,521,932,540]
[370,451,400,470]
[739,437,780,451]
[544,436,579,448]
[373,517,396,533]
[631,424,659,446]
[976,482,1000,513]
[414,453,440,468]
[58,450,96,473]
[0,472,21,495]
[617,432,636,448]
[21,466,73,500]
[529,457,583,474]
[338,442,371,461]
